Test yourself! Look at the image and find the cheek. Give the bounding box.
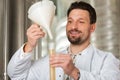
[66,25,71,32]
[85,28,91,36]
[66,27,68,32]
[82,27,91,35]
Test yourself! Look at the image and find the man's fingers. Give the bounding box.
[50,54,72,67]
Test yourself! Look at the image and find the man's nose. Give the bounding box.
[72,22,78,29]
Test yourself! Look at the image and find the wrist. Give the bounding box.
[70,67,80,80]
[23,42,34,53]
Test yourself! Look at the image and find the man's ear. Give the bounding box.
[90,23,96,32]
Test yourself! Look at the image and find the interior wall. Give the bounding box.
[0,0,30,79]
[0,0,4,79]
[91,0,120,58]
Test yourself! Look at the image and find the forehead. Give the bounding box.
[68,9,90,20]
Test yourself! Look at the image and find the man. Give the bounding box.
[7,1,120,80]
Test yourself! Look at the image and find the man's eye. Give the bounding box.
[79,21,85,23]
[68,21,72,24]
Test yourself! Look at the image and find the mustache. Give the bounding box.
[68,29,82,33]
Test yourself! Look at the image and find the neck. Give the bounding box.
[70,41,90,55]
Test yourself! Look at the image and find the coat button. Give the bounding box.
[59,75,61,77]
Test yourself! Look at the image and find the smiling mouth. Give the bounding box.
[69,29,81,35]
[70,31,79,35]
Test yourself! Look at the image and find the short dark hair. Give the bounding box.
[67,1,96,24]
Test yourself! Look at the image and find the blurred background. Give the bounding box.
[0,0,120,80]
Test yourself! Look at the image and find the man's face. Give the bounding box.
[66,9,95,45]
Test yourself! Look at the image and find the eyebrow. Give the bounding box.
[68,17,85,20]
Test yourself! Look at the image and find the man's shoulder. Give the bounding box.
[93,46,117,61]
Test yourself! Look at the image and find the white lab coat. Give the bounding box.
[7,44,120,80]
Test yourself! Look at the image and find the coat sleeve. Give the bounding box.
[79,53,120,80]
[7,45,33,80]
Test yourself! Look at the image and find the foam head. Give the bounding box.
[28,0,56,40]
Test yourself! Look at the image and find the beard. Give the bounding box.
[67,29,90,45]
[67,35,81,45]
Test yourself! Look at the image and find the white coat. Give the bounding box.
[7,44,120,80]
